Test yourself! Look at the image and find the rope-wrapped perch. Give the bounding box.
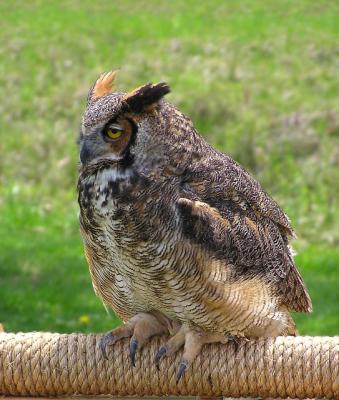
[0,333,337,398]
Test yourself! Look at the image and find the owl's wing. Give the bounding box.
[178,154,312,313]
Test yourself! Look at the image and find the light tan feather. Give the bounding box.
[92,70,118,99]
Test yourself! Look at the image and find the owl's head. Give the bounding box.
[79,71,199,174]
[79,71,173,168]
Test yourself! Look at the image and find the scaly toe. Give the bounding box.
[99,313,169,362]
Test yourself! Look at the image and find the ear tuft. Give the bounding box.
[123,82,170,113]
[90,70,118,102]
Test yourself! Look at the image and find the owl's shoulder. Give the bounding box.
[184,149,294,236]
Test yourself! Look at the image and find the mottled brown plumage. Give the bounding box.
[77,71,312,380]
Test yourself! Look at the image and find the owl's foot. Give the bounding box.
[100,312,167,365]
[155,325,227,382]
[155,325,186,370]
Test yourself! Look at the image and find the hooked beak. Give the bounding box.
[80,141,94,164]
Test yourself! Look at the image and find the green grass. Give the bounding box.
[0,0,338,335]
[0,196,120,333]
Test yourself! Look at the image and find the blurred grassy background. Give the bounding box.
[0,0,338,335]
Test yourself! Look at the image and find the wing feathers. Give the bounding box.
[177,197,312,313]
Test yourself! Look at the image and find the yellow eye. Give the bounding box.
[105,126,123,140]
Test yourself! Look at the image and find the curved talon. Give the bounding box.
[176,359,188,383]
[129,338,138,367]
[229,335,241,352]
[154,345,167,370]
[100,332,115,360]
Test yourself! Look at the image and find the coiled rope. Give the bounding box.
[0,332,337,398]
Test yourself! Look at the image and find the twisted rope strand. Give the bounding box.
[0,333,338,398]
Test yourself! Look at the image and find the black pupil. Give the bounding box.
[109,128,121,134]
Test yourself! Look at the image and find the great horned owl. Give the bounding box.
[77,71,312,381]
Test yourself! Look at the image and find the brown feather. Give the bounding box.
[123,82,170,113]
